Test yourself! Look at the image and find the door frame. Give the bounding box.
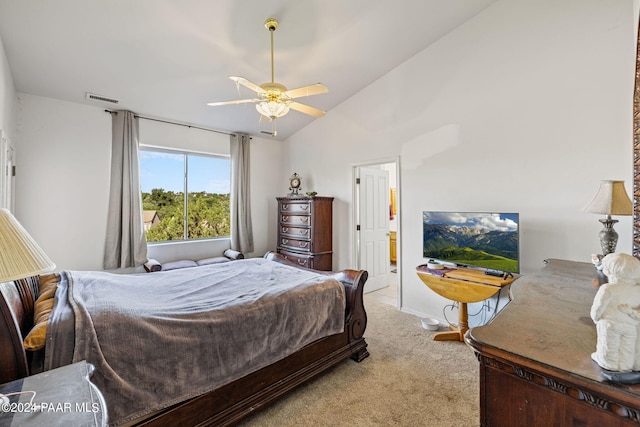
[0,130,14,212]
[352,156,401,308]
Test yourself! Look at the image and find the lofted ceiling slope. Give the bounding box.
[0,0,497,140]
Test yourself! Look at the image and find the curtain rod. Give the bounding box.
[105,109,238,137]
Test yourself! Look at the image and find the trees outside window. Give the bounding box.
[140,148,230,242]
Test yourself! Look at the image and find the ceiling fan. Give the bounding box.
[207,18,329,123]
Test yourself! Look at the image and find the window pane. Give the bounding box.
[187,155,231,239]
[139,148,231,243]
[140,150,185,242]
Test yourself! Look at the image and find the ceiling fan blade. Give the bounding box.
[229,76,266,94]
[284,83,329,99]
[289,102,326,118]
[206,98,258,107]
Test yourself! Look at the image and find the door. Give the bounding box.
[357,166,389,292]
[0,130,14,211]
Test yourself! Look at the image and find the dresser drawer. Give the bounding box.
[279,237,312,252]
[280,214,311,226]
[279,225,311,239]
[279,201,311,214]
[277,249,332,271]
[277,249,313,268]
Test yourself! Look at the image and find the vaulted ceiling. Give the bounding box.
[0,0,497,140]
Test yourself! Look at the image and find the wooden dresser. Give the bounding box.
[276,196,333,271]
[465,259,640,427]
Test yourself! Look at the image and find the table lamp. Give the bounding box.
[0,208,55,407]
[583,180,633,256]
[0,208,55,282]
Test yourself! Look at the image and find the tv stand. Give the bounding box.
[416,266,516,341]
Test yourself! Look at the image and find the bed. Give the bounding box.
[0,251,369,426]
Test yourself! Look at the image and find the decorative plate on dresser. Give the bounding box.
[276,196,333,271]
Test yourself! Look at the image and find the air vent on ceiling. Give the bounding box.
[85,92,119,104]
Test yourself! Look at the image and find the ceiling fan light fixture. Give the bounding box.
[207,17,329,124]
[256,101,290,119]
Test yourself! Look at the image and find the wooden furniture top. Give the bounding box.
[0,361,107,426]
[467,259,638,392]
[276,196,334,202]
[416,267,516,303]
[443,268,515,287]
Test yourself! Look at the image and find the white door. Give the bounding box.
[5,145,14,211]
[357,166,389,292]
[0,130,13,211]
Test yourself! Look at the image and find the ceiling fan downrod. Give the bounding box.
[265,18,278,84]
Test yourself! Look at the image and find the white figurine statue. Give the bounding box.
[590,253,640,372]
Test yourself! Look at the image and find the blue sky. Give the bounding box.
[139,151,230,194]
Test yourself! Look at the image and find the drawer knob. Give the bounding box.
[298,242,309,248]
[282,239,289,245]
[282,227,289,233]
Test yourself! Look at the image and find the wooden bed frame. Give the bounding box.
[0,251,369,426]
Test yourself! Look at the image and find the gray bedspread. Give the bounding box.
[45,258,346,426]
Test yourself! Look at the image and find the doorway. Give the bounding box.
[0,130,14,211]
[353,159,400,307]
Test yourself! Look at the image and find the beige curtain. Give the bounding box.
[230,133,254,253]
[104,111,147,269]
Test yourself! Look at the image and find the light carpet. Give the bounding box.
[239,294,480,427]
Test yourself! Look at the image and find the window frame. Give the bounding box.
[139,145,231,244]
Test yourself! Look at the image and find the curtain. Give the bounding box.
[104,111,147,269]
[230,133,254,253]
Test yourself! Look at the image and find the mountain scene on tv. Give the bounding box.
[423,212,519,272]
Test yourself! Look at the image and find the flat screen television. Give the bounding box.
[423,211,520,273]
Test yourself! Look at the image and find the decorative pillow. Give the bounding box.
[144,258,162,272]
[161,259,198,271]
[223,249,244,260]
[197,257,230,266]
[23,273,59,351]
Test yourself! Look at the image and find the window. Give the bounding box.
[139,147,231,242]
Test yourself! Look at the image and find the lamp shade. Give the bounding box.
[0,208,55,282]
[583,180,633,216]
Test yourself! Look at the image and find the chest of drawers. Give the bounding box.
[276,196,333,271]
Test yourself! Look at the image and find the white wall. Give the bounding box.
[0,36,17,157]
[15,94,111,271]
[14,93,286,270]
[286,0,636,319]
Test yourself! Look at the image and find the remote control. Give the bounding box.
[484,270,504,277]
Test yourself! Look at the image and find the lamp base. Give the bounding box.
[599,217,619,256]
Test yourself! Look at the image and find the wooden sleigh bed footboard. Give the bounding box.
[0,252,369,426]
